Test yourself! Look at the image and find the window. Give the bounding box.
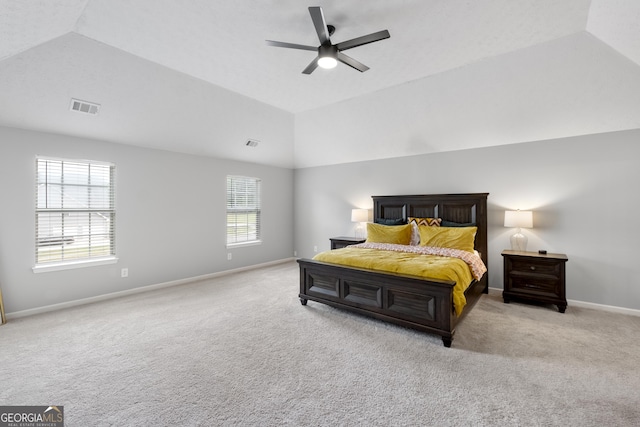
[226,175,261,245]
[35,157,116,267]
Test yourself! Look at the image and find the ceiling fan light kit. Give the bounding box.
[317,45,338,69]
[318,56,337,69]
[266,6,390,74]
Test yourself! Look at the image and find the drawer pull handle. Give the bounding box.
[530,266,536,271]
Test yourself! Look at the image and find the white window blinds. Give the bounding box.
[35,157,116,265]
[226,175,261,245]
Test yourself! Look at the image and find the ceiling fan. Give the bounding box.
[266,6,390,74]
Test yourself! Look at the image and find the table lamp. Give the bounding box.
[504,210,533,251]
[351,209,368,238]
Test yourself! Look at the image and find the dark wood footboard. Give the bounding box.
[298,259,486,347]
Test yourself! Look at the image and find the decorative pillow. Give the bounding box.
[366,223,412,245]
[418,226,477,252]
[375,218,405,226]
[408,217,441,245]
[408,217,442,227]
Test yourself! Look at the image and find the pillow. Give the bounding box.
[408,217,442,227]
[366,223,412,245]
[408,217,441,246]
[441,220,476,228]
[418,226,477,252]
[375,218,405,226]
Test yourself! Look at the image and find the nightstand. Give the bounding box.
[502,250,568,313]
[330,236,366,250]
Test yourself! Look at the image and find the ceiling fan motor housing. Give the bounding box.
[318,44,338,59]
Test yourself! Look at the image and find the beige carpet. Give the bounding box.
[1,261,639,426]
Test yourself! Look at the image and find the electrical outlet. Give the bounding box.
[121,268,128,278]
[294,250,297,257]
[314,246,318,253]
[227,253,232,260]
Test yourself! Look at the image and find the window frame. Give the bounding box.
[33,156,117,273]
[226,175,261,247]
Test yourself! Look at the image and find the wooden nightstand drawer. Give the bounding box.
[502,250,568,313]
[509,258,561,277]
[509,275,559,295]
[330,236,366,250]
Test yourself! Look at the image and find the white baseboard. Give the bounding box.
[6,258,295,320]
[487,286,640,317]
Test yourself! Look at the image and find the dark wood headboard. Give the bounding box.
[372,193,489,268]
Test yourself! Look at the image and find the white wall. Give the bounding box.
[3,126,639,314]
[294,129,640,311]
[0,126,294,313]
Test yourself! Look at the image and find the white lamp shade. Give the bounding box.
[504,210,533,229]
[351,209,369,223]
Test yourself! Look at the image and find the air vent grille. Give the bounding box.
[245,139,259,147]
[70,99,100,115]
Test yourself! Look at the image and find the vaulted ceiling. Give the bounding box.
[1,1,639,168]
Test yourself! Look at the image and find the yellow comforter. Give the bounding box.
[313,244,480,315]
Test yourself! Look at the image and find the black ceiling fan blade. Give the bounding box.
[337,52,369,72]
[302,57,320,74]
[308,6,331,45]
[266,40,318,51]
[335,30,390,51]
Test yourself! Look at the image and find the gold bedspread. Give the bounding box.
[313,244,479,315]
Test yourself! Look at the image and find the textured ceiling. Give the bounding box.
[1,0,639,167]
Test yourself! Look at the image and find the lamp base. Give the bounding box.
[510,231,528,252]
[354,223,365,239]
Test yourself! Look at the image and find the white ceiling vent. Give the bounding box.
[70,98,100,115]
[245,139,259,147]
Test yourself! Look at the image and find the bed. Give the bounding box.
[297,193,489,347]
